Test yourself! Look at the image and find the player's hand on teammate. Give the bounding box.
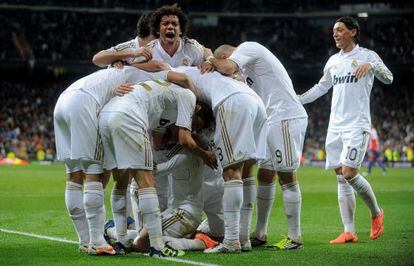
[133,47,153,62]
[199,61,215,74]
[203,149,218,169]
[199,47,215,74]
[111,60,124,69]
[355,63,372,79]
[114,83,134,96]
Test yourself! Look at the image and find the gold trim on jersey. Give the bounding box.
[166,144,183,160]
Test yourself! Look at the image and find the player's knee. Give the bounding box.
[342,166,358,180]
[136,171,155,188]
[334,167,343,175]
[277,171,296,185]
[257,168,276,183]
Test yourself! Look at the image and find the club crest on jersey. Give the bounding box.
[351,60,358,68]
[182,58,190,66]
[333,72,358,85]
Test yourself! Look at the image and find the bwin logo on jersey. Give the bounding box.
[333,72,358,85]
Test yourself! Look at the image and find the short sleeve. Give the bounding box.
[174,89,196,131]
[228,42,261,70]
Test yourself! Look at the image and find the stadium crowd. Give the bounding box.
[1,11,413,66]
[2,0,411,12]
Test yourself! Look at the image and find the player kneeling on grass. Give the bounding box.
[99,76,217,257]
[299,16,392,244]
[132,150,220,253]
[53,66,166,255]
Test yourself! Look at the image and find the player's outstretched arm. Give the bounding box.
[92,47,152,67]
[166,71,197,93]
[299,69,333,104]
[178,128,218,169]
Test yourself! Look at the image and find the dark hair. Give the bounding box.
[137,12,153,38]
[336,16,360,43]
[150,3,189,38]
[195,101,215,129]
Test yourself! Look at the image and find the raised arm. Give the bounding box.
[92,46,152,67]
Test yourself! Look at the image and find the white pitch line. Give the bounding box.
[0,228,220,266]
[0,228,78,244]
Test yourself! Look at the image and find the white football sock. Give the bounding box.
[282,181,302,241]
[163,236,205,251]
[255,181,276,240]
[337,175,356,233]
[223,179,243,242]
[240,177,256,242]
[126,184,132,218]
[130,179,143,231]
[347,174,381,216]
[84,181,106,246]
[65,181,89,245]
[138,187,164,250]
[111,188,128,245]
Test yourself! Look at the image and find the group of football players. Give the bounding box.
[53,4,393,257]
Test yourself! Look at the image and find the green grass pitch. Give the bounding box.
[1,164,413,265]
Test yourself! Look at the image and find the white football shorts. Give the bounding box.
[99,111,152,170]
[325,130,370,170]
[214,93,267,169]
[53,90,104,174]
[258,117,308,172]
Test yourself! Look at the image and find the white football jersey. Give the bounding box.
[106,37,143,64]
[173,66,258,113]
[101,79,196,131]
[229,42,307,123]
[147,37,204,67]
[157,150,204,220]
[62,66,163,109]
[300,45,393,132]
